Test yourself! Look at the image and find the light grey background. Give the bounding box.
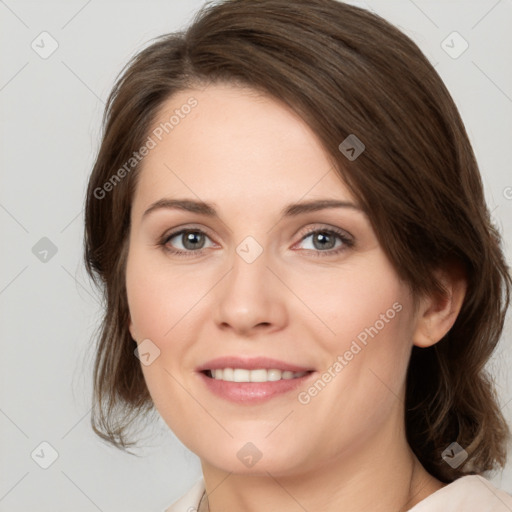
[1,0,511,510]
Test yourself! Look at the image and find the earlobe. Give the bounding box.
[412,263,467,348]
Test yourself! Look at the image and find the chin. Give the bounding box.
[196,438,309,476]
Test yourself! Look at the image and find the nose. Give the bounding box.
[213,246,288,337]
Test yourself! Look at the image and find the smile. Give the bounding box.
[205,368,310,382]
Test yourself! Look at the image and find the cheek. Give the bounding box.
[125,246,212,401]
[125,248,203,435]
[292,258,414,414]
[126,248,205,343]
[290,257,410,353]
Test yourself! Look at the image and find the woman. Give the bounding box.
[84,0,512,510]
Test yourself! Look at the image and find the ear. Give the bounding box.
[412,261,467,348]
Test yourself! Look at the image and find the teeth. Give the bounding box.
[233,369,250,382]
[208,368,308,382]
[223,368,234,381]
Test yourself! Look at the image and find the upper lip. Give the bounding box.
[197,356,314,373]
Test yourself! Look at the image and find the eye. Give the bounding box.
[160,228,216,255]
[158,225,353,257]
[295,227,353,255]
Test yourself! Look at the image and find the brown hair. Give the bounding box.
[84,0,511,482]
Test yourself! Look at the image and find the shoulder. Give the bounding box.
[164,479,205,512]
[408,475,512,512]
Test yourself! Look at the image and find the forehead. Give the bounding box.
[132,84,354,214]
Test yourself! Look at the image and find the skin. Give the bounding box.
[126,84,466,512]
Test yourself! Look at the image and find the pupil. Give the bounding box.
[183,231,204,250]
[314,232,335,250]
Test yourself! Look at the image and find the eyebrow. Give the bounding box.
[142,198,363,220]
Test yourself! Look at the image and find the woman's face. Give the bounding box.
[126,83,420,476]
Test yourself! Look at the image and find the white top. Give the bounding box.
[164,475,512,512]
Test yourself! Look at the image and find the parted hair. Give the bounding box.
[84,0,511,482]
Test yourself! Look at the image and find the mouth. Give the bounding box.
[196,356,316,403]
[202,368,312,382]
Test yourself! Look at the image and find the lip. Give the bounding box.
[196,356,316,404]
[197,356,313,373]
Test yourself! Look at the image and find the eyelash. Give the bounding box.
[158,225,354,258]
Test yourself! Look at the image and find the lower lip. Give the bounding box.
[198,371,315,404]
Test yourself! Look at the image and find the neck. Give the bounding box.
[199,413,444,512]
